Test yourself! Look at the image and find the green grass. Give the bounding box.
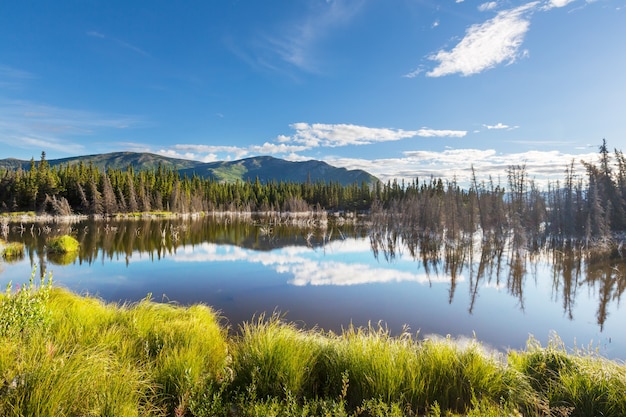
[1,275,626,416]
[47,234,80,254]
[0,211,36,218]
[1,241,25,260]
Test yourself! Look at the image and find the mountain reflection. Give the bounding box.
[2,214,626,331]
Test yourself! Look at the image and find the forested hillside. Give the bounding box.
[0,152,377,186]
[0,152,375,214]
[1,141,626,248]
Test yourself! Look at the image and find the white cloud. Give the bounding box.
[478,2,499,12]
[282,123,466,148]
[427,2,538,77]
[483,122,519,130]
[544,0,576,9]
[159,142,310,163]
[169,240,456,287]
[324,148,598,187]
[403,67,424,78]
[249,142,310,155]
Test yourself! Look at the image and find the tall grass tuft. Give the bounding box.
[323,325,534,414]
[2,284,229,417]
[232,312,327,400]
[509,336,626,416]
[0,334,147,417]
[126,297,230,415]
[324,324,420,408]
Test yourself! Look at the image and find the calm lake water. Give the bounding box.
[1,215,624,359]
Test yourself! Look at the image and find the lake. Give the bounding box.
[1,214,624,359]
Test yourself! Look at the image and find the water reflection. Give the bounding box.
[367,225,626,333]
[1,215,625,356]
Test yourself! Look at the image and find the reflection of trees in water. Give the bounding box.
[5,214,626,332]
[8,214,360,269]
[368,213,626,332]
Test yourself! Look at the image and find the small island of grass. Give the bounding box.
[47,234,80,254]
[0,239,25,261]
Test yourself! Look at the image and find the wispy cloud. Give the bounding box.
[87,31,149,57]
[427,2,537,77]
[238,0,365,74]
[478,2,499,12]
[0,64,36,89]
[0,99,143,156]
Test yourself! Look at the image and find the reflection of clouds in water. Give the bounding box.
[172,240,461,287]
[286,260,456,286]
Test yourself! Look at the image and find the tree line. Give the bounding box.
[0,152,375,215]
[372,139,626,249]
[1,141,625,246]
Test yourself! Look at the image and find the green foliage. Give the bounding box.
[47,234,79,253]
[0,266,52,338]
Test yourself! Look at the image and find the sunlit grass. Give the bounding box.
[47,234,80,253]
[0,241,25,261]
[1,285,229,416]
[232,312,327,400]
[509,336,626,416]
[2,276,626,416]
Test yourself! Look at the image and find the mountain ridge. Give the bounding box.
[0,152,378,186]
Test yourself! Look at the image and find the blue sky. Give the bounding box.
[1,0,624,185]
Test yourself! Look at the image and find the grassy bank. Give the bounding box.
[0,273,625,416]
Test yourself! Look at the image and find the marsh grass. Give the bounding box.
[1,285,229,417]
[0,241,25,261]
[232,312,326,400]
[509,336,626,416]
[2,278,626,416]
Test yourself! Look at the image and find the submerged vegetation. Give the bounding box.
[0,271,624,416]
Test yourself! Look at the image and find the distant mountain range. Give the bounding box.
[0,152,378,186]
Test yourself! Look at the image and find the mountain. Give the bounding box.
[0,152,378,186]
[178,156,377,185]
[0,152,198,172]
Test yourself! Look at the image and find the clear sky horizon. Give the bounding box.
[1,0,624,185]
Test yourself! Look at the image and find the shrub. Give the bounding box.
[0,266,52,338]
